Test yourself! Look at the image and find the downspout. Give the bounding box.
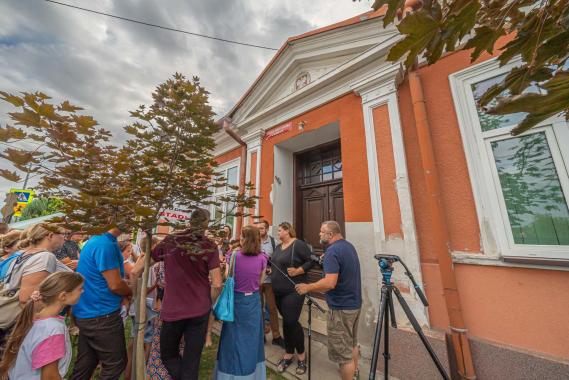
[223,118,247,236]
[408,71,477,380]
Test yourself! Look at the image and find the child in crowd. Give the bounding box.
[0,271,84,379]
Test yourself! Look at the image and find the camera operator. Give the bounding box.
[295,221,362,380]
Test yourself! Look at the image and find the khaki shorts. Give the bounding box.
[327,308,361,364]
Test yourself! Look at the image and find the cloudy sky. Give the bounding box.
[0,0,373,196]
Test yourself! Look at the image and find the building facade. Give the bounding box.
[213,9,569,379]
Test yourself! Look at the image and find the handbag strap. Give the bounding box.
[4,253,33,286]
[228,251,237,278]
[289,240,296,267]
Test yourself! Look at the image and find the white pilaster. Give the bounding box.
[352,63,429,327]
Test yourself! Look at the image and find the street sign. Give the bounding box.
[159,209,191,222]
[9,189,35,217]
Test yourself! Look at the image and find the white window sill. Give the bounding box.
[451,252,569,272]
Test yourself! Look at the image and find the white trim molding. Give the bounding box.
[211,158,241,235]
[244,130,264,217]
[353,62,429,326]
[449,57,569,265]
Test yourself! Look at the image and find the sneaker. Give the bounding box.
[272,337,285,348]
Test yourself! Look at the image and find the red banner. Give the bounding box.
[264,122,292,140]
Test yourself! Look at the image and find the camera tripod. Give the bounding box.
[268,259,325,380]
[369,254,449,380]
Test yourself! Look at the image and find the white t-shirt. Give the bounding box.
[5,251,58,291]
[8,317,72,379]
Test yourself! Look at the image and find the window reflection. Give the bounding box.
[226,167,238,187]
[491,132,569,245]
[472,74,541,132]
[298,146,343,185]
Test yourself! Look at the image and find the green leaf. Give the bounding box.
[59,100,83,112]
[73,115,98,129]
[0,169,21,182]
[464,26,505,62]
[535,30,569,67]
[1,148,35,166]
[0,125,26,142]
[0,91,24,107]
[490,72,569,135]
[9,108,41,127]
[24,93,41,112]
[388,10,439,68]
[376,0,406,27]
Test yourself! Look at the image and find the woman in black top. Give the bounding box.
[271,222,314,375]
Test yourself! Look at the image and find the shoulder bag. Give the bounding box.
[213,251,237,322]
[0,253,34,329]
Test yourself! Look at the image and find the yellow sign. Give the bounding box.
[9,189,35,217]
[13,203,26,217]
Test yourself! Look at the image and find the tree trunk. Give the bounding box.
[130,277,142,379]
[135,231,153,379]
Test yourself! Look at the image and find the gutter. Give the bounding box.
[222,118,247,236]
[408,71,477,379]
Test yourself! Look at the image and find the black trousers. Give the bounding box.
[71,311,127,380]
[274,291,306,355]
[160,313,209,380]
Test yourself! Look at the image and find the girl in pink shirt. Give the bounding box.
[0,271,84,380]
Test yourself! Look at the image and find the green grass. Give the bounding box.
[66,318,287,380]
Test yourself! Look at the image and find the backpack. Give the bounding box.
[0,254,33,329]
[0,252,22,283]
[269,236,276,252]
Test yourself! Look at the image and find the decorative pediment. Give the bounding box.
[246,52,362,116]
[229,16,399,127]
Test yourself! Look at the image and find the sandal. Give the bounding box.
[353,368,360,380]
[296,359,307,375]
[276,357,294,373]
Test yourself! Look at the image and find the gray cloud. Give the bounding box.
[0,0,372,195]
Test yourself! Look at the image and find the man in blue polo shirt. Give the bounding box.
[295,221,362,380]
[71,228,133,380]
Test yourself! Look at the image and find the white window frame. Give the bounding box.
[210,158,240,238]
[450,57,569,262]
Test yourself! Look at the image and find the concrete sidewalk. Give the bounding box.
[264,336,340,379]
[214,322,398,379]
[263,335,399,380]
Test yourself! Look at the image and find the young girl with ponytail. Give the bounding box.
[0,271,84,380]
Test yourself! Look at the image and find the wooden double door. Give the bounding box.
[298,182,345,255]
[295,142,345,286]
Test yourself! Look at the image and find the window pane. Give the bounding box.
[214,201,224,223]
[491,132,569,245]
[214,174,224,194]
[472,74,540,132]
[226,166,238,187]
[226,214,235,232]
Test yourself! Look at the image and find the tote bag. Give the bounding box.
[213,251,236,322]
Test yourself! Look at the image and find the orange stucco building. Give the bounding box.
[212,9,569,379]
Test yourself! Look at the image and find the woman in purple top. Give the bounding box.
[214,225,267,380]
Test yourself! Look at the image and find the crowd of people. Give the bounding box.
[0,210,362,380]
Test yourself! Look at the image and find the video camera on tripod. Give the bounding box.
[373,254,429,306]
[369,254,449,380]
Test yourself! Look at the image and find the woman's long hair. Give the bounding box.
[0,272,84,377]
[18,223,65,250]
[0,230,21,255]
[240,225,261,256]
[278,222,297,238]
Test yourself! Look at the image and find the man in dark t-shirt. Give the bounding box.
[296,221,362,380]
[151,208,221,380]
